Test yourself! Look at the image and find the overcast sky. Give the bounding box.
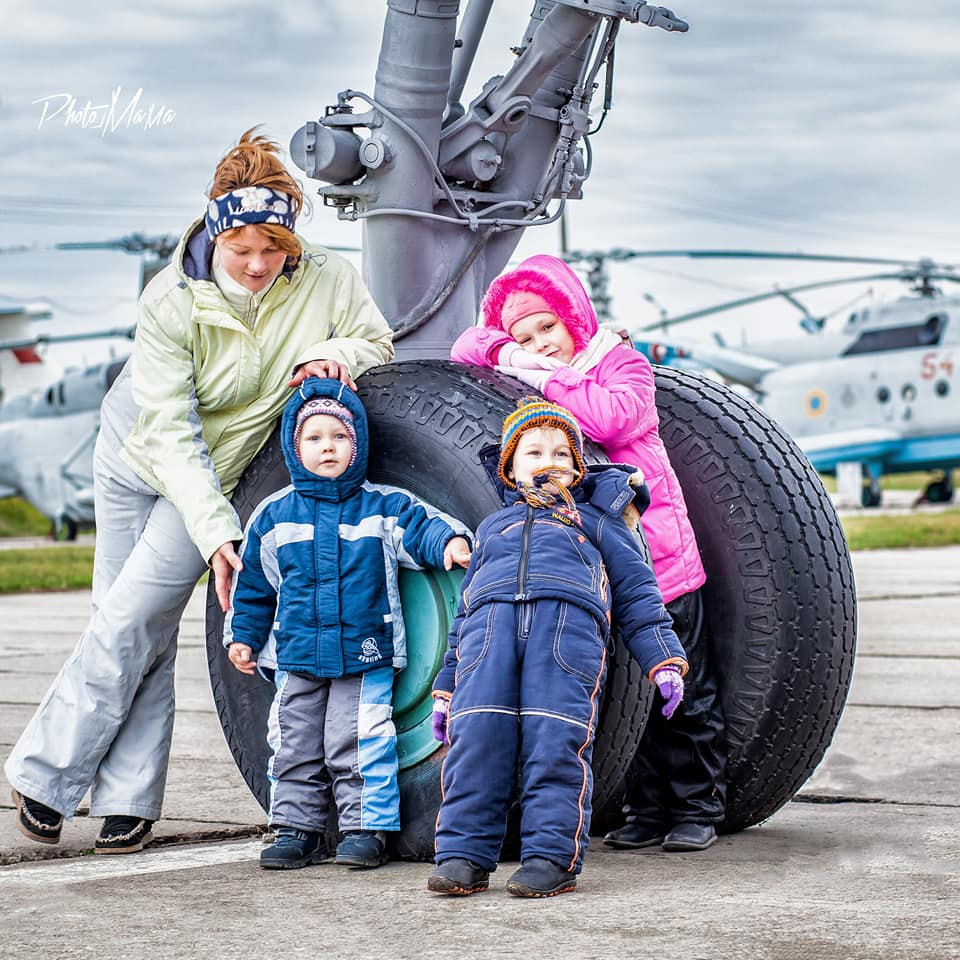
[2,0,959,375]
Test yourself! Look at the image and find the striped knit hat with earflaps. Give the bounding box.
[498,397,585,489]
[293,394,358,467]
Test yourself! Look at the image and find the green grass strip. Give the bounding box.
[0,510,958,594]
[841,509,960,551]
[0,547,96,593]
[0,498,51,538]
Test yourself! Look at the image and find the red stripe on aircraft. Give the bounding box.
[12,347,43,364]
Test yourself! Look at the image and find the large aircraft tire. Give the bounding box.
[205,360,651,861]
[206,360,856,852]
[649,365,857,832]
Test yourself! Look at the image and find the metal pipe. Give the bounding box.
[445,0,496,123]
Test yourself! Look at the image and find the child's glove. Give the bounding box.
[494,364,550,392]
[652,666,684,719]
[432,696,450,745]
[498,343,563,371]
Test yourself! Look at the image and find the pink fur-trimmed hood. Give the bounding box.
[480,254,597,353]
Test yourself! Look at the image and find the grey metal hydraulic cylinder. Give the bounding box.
[361,0,469,358]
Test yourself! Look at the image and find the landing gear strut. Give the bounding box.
[51,516,79,541]
[861,464,882,508]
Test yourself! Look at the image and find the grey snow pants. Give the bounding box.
[267,666,400,834]
[4,383,209,820]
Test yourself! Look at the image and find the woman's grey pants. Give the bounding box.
[4,421,208,820]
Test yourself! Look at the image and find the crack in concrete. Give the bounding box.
[846,703,960,711]
[794,794,960,810]
[859,592,960,602]
[0,824,266,866]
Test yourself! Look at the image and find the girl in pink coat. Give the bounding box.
[451,254,726,851]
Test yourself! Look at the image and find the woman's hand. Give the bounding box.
[228,643,258,675]
[288,359,357,391]
[211,541,243,613]
[443,536,472,570]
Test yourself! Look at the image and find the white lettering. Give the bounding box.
[33,93,72,129]
[34,86,175,135]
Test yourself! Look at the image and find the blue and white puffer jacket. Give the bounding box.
[223,377,471,678]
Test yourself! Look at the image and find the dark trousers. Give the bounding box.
[435,599,608,874]
[623,589,727,826]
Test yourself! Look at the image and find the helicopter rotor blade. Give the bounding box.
[56,238,364,256]
[0,328,136,352]
[55,234,180,258]
[636,271,960,331]
[565,248,960,272]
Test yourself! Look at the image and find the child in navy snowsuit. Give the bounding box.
[224,377,471,871]
[427,398,688,898]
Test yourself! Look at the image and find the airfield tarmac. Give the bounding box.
[0,545,957,960]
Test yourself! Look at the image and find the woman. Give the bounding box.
[5,129,394,854]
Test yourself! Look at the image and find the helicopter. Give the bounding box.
[0,354,126,538]
[0,235,176,537]
[564,248,959,507]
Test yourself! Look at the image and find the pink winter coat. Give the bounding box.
[451,254,705,604]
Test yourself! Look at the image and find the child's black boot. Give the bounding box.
[427,858,490,895]
[260,827,328,869]
[662,822,717,851]
[335,830,389,868]
[505,858,577,898]
[602,820,666,849]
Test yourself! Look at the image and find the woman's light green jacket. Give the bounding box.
[118,219,394,562]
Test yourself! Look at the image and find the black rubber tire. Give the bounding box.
[651,366,857,832]
[205,359,651,861]
[52,516,79,542]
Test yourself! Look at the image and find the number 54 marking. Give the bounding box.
[921,352,954,379]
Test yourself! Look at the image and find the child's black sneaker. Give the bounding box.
[260,827,328,869]
[11,789,63,845]
[335,830,388,868]
[505,858,577,898]
[426,858,490,895]
[95,816,155,855]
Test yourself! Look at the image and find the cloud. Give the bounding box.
[2,0,960,361]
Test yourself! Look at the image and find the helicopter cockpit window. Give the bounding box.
[842,313,948,356]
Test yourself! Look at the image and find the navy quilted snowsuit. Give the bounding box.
[433,463,685,874]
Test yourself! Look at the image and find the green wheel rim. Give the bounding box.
[394,566,465,768]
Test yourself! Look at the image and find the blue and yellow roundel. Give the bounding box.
[805,389,827,417]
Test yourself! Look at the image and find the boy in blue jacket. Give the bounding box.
[428,398,687,898]
[224,377,471,871]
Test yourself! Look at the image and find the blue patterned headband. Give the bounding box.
[205,186,297,240]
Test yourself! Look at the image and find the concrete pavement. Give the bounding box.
[0,547,958,959]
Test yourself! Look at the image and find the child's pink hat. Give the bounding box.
[480,254,598,353]
[499,290,556,333]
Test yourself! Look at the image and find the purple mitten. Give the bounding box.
[653,666,684,720]
[432,696,450,745]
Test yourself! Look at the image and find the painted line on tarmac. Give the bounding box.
[0,840,262,886]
